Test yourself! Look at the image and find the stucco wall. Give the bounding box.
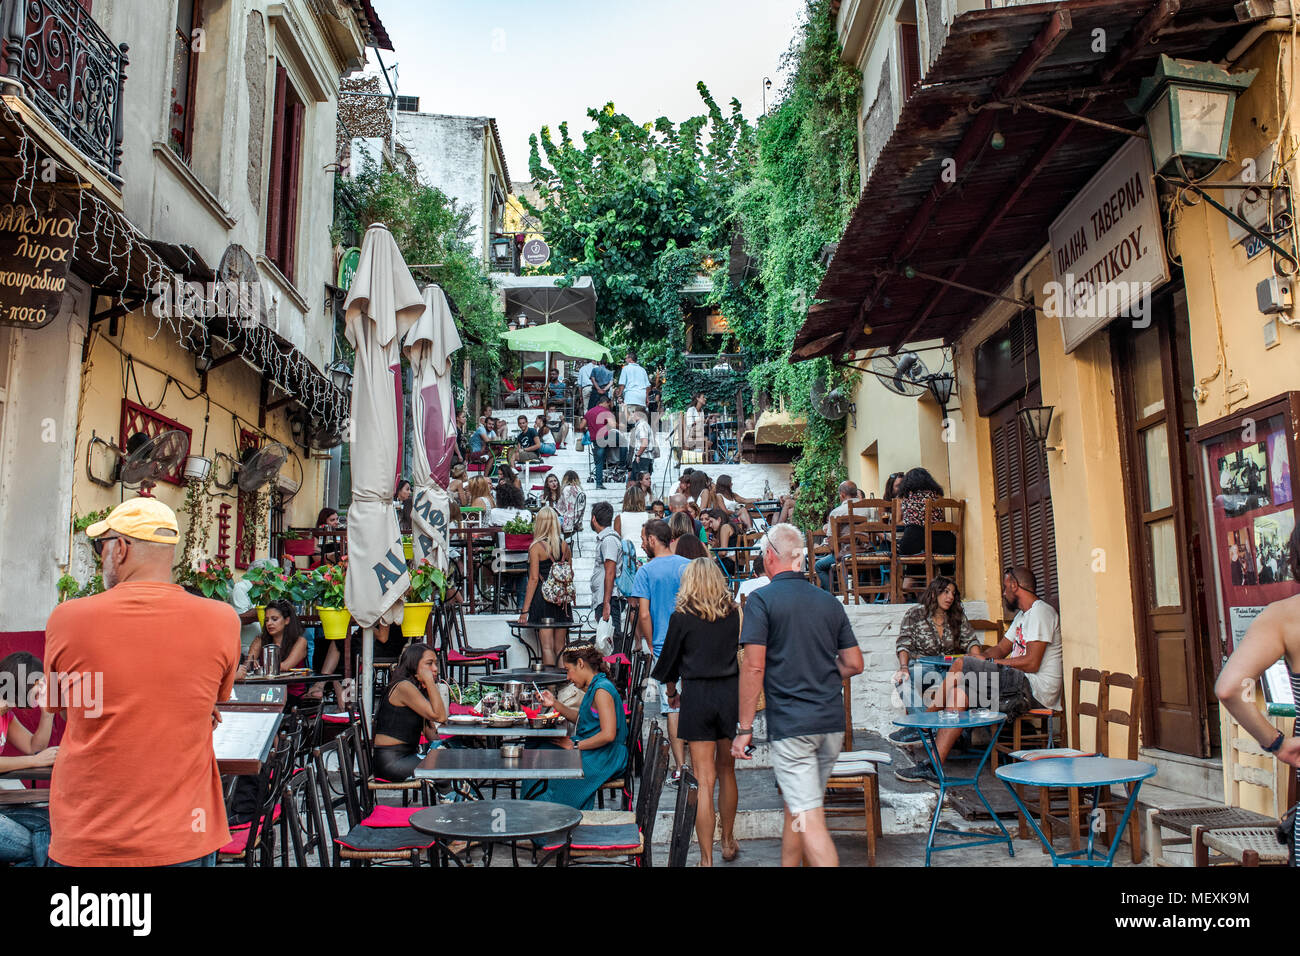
[396,113,490,260]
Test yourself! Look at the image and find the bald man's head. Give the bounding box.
[668,494,688,513]
[837,481,858,501]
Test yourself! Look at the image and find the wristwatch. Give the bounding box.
[735,723,753,736]
[1264,730,1285,753]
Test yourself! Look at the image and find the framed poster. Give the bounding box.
[1191,391,1300,670]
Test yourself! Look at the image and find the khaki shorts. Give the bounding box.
[771,732,843,815]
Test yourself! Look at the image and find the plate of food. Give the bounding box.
[491,711,526,726]
[447,714,481,725]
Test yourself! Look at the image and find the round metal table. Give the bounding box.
[894,710,1013,866]
[410,799,582,867]
[995,756,1157,867]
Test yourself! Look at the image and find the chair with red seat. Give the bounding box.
[438,598,508,686]
[219,734,293,867]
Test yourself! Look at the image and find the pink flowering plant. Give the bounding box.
[243,563,291,605]
[312,560,347,609]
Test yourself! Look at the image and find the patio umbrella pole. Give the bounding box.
[362,626,375,721]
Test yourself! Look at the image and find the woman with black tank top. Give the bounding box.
[1215,523,1300,865]
[372,643,448,782]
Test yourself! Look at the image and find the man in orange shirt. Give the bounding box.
[43,497,239,866]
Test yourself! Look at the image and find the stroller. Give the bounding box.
[587,438,630,487]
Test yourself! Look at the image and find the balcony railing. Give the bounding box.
[1,0,128,179]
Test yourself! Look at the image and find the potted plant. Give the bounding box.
[279,528,317,559]
[242,563,290,627]
[403,560,448,638]
[402,533,414,563]
[313,559,351,641]
[503,515,534,552]
[189,562,234,602]
[286,568,321,617]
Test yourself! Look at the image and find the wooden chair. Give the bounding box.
[895,498,964,601]
[281,765,333,867]
[804,529,829,587]
[824,679,886,865]
[832,498,893,604]
[1150,710,1293,866]
[598,692,643,810]
[667,766,700,867]
[218,734,293,867]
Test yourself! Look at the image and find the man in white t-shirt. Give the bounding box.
[894,565,1062,787]
[589,502,624,633]
[618,350,651,414]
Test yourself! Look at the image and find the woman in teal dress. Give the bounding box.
[527,645,627,810]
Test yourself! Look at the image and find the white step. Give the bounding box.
[1139,747,1224,803]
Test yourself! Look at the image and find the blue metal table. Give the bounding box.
[994,756,1156,867]
[894,710,1013,866]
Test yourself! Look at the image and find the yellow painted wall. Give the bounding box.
[72,311,326,576]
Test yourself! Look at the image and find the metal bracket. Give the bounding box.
[1176,179,1299,276]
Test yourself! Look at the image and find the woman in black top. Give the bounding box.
[372,643,448,782]
[651,558,740,865]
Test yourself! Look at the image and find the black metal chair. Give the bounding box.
[598,692,643,810]
[439,598,507,685]
[281,765,332,867]
[667,766,700,867]
[218,734,293,867]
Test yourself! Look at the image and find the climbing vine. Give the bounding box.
[722,0,863,528]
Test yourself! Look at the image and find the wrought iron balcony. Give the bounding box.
[1,0,128,179]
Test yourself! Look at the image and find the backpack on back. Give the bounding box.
[615,537,640,596]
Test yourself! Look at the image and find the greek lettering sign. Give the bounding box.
[521,238,550,267]
[0,202,76,329]
[337,246,361,290]
[1047,138,1169,353]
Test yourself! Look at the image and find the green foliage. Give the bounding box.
[524,87,755,342]
[503,515,534,536]
[722,0,863,528]
[242,563,291,606]
[312,561,347,609]
[335,159,504,393]
[57,573,104,602]
[407,560,449,603]
[175,563,235,602]
[72,509,110,534]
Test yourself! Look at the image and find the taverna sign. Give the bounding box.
[1048,138,1168,353]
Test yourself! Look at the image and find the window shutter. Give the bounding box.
[265,64,288,268]
[281,97,304,280]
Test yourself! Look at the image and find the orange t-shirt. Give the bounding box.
[44,581,239,866]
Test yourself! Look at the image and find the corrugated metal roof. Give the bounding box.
[793,0,1256,360]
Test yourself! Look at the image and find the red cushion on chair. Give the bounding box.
[605,653,630,666]
[447,650,498,663]
[542,823,642,852]
[360,805,425,828]
[449,702,478,715]
[530,465,552,473]
[467,463,486,473]
[221,806,282,854]
[322,712,351,724]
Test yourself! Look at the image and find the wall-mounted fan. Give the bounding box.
[85,429,189,495]
[810,375,856,426]
[238,443,289,493]
[870,350,931,397]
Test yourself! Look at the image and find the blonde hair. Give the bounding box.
[467,476,493,506]
[532,506,563,560]
[675,558,736,622]
[622,485,646,513]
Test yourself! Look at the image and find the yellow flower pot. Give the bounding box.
[316,606,352,641]
[403,538,414,562]
[401,601,434,639]
[256,606,266,628]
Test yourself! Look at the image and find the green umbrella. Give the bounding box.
[498,322,610,361]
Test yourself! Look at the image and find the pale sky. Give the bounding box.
[367,0,809,185]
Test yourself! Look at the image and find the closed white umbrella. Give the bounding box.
[403,283,461,572]
[343,223,424,719]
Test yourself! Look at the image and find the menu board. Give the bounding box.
[0,201,75,329]
[1193,396,1300,666]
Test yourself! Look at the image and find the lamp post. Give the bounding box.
[328,359,353,395]
[1019,404,1058,452]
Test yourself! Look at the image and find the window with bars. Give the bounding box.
[265,64,304,281]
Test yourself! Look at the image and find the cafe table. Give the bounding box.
[448,524,503,612]
[412,748,582,805]
[438,718,569,738]
[995,756,1156,867]
[410,799,583,867]
[894,710,1014,866]
[234,671,342,686]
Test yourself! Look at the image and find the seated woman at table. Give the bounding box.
[448,462,470,507]
[239,600,310,705]
[0,651,56,867]
[315,507,344,564]
[776,480,799,526]
[372,643,449,782]
[395,478,413,534]
[467,476,494,513]
[687,470,716,513]
[489,480,530,528]
[652,558,741,865]
[534,415,558,456]
[557,470,584,534]
[888,576,982,747]
[520,507,574,666]
[540,473,563,511]
[895,467,956,592]
[528,645,627,810]
[713,474,756,530]
[702,509,741,577]
[545,401,570,448]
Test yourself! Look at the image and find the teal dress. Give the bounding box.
[527,674,627,810]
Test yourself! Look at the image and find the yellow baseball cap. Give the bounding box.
[85,497,180,544]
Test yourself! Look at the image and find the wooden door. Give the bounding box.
[1114,296,1210,756]
[990,382,1059,606]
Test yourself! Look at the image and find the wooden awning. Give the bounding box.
[792,0,1257,361]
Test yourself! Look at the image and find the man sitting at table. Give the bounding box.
[43,497,239,866]
[895,566,1063,787]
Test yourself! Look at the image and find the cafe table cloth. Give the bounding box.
[403,283,461,572]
